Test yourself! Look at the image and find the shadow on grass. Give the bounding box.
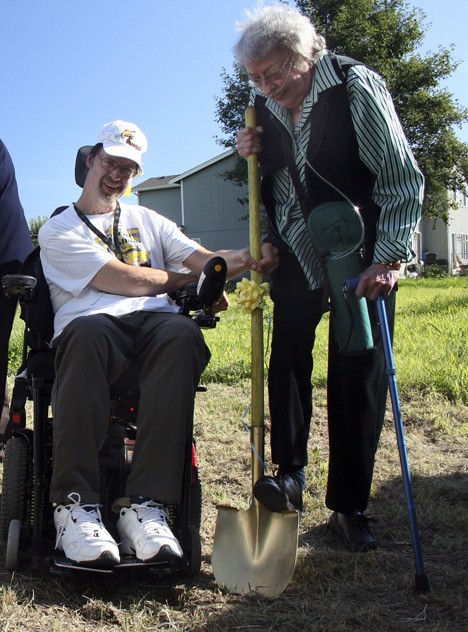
[0,473,466,631]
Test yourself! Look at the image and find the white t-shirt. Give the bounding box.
[38,203,200,340]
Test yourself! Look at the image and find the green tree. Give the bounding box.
[215,63,250,188]
[29,216,48,247]
[214,0,468,223]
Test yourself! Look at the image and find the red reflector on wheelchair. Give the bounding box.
[191,443,199,468]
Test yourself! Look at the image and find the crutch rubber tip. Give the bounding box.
[415,574,431,593]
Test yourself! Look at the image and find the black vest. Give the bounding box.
[255,55,381,266]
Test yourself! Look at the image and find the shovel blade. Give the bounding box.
[211,504,299,598]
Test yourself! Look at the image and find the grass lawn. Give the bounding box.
[1,277,467,630]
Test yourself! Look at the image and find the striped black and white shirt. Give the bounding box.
[250,51,424,290]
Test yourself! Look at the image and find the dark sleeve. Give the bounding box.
[0,139,33,266]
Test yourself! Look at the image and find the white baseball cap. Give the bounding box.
[97,120,148,174]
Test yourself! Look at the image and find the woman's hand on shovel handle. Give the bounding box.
[237,126,263,158]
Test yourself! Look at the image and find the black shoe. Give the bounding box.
[253,473,303,513]
[328,511,377,552]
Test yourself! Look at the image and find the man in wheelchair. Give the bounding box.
[37,120,267,568]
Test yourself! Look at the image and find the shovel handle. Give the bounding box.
[245,106,262,268]
[245,108,265,485]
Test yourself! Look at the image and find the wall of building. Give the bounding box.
[449,191,468,235]
[135,154,250,250]
[178,155,249,251]
[421,190,468,270]
[137,186,182,226]
[421,218,450,261]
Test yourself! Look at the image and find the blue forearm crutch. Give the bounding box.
[343,278,430,593]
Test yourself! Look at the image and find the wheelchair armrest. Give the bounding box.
[2,274,37,300]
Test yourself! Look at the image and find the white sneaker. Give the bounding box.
[54,493,120,566]
[117,500,184,562]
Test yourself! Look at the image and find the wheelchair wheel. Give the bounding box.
[189,480,202,530]
[5,519,22,571]
[187,525,201,576]
[0,436,30,542]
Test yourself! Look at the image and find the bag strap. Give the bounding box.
[279,54,360,222]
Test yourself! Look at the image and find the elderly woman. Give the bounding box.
[235,4,424,551]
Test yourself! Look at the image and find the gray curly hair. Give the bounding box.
[233,4,326,68]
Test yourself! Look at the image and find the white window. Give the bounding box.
[453,233,468,261]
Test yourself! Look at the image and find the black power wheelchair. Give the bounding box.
[0,147,227,576]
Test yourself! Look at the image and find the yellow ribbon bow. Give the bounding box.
[235,278,270,313]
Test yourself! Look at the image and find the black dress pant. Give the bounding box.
[267,251,394,513]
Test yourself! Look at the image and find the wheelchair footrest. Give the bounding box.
[52,555,114,573]
[51,554,181,573]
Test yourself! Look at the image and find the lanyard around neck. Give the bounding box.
[74,202,124,262]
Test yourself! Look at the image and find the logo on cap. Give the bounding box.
[121,130,142,152]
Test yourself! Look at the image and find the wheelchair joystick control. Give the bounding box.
[197,256,227,308]
[170,257,227,329]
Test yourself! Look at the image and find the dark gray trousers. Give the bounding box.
[268,251,394,513]
[50,311,210,505]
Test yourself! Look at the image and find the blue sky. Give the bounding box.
[1,0,467,221]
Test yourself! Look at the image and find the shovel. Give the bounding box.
[211,107,299,599]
